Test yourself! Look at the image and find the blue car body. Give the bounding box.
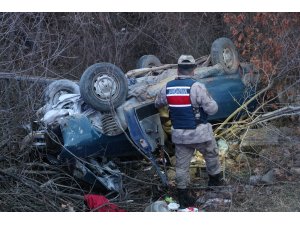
[49,63,256,192]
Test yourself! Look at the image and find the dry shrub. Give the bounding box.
[224,13,300,106]
[0,12,226,79]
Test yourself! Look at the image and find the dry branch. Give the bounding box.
[126,55,210,78]
[214,82,274,136]
[126,64,177,78]
[248,106,300,125]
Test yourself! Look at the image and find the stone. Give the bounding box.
[261,169,275,184]
[241,127,279,148]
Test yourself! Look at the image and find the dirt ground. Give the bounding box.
[116,118,300,212]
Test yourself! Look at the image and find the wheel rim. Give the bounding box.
[222,47,234,69]
[93,73,118,100]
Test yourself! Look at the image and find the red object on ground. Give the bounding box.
[84,194,126,212]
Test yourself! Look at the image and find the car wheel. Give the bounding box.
[136,55,162,69]
[79,63,128,112]
[44,79,80,105]
[211,37,240,74]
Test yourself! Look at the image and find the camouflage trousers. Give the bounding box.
[175,139,221,189]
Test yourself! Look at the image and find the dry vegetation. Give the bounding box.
[0,12,300,212]
[0,13,224,78]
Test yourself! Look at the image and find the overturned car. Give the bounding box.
[27,37,258,193]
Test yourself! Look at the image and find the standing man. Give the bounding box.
[155,55,223,208]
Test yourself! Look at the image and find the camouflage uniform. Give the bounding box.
[155,75,221,189]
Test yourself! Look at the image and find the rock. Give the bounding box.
[261,169,275,184]
[262,170,275,183]
[241,127,279,148]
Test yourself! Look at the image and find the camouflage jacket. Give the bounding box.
[155,75,218,144]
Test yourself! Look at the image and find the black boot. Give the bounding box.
[208,172,225,187]
[177,188,195,209]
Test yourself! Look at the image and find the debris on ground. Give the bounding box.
[84,194,126,212]
[144,199,199,212]
[196,189,232,211]
[144,201,169,212]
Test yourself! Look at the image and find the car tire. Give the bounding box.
[136,55,162,68]
[44,79,80,105]
[211,37,240,74]
[79,63,128,112]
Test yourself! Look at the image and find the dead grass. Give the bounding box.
[230,183,300,212]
